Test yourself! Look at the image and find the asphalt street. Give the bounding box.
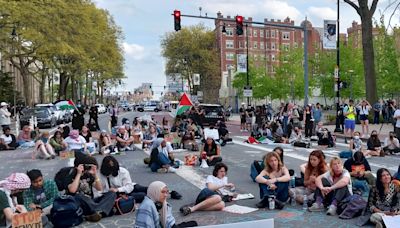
[3,110,397,227]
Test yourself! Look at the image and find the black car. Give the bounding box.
[20,108,57,129]
[199,104,225,126]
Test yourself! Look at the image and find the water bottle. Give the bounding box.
[268,196,275,210]
[302,195,308,210]
[291,191,296,206]
[290,175,296,188]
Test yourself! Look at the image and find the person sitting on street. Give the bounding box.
[33,131,56,160]
[366,130,384,157]
[31,126,41,141]
[349,131,366,156]
[64,130,88,155]
[63,155,117,222]
[17,125,35,148]
[383,131,400,155]
[149,138,177,173]
[23,169,59,215]
[49,130,67,155]
[0,173,31,227]
[309,157,352,216]
[317,127,334,148]
[81,125,97,155]
[255,152,290,209]
[291,150,328,205]
[57,124,70,139]
[99,130,115,154]
[180,163,233,216]
[135,181,197,228]
[289,126,302,144]
[115,125,135,151]
[344,151,376,195]
[142,125,158,150]
[216,120,231,146]
[181,125,198,150]
[368,168,400,228]
[0,126,18,150]
[199,137,222,166]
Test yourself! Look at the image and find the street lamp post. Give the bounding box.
[348,70,354,99]
[245,23,250,106]
[334,0,342,133]
[11,27,17,117]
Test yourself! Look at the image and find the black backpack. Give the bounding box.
[50,195,83,228]
[338,194,367,219]
[54,167,76,191]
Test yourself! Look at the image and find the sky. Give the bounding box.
[93,0,398,96]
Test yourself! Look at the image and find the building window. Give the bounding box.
[253,29,258,37]
[271,30,275,38]
[226,40,234,49]
[260,30,264,37]
[282,32,290,40]
[271,42,276,50]
[225,28,233,36]
[254,54,258,61]
[253,42,258,49]
[271,66,275,73]
[260,42,264,49]
[294,42,298,48]
[271,54,275,62]
[226,53,234,60]
[239,41,244,48]
[283,43,290,51]
[266,30,269,38]
[248,29,252,37]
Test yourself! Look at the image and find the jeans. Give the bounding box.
[373,111,380,124]
[283,116,289,135]
[314,178,351,207]
[259,176,289,202]
[129,184,148,203]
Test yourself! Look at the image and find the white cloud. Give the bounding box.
[123,42,145,60]
[307,6,336,21]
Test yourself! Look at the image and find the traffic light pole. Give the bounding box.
[334,0,342,133]
[245,24,250,106]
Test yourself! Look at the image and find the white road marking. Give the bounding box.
[244,151,262,154]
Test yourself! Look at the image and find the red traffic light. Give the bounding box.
[236,15,243,24]
[236,15,244,35]
[174,10,181,31]
[174,10,181,18]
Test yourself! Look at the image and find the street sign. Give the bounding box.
[243,86,252,97]
[334,66,339,79]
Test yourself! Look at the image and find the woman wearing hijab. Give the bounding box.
[149,138,177,173]
[135,181,197,228]
[0,173,31,227]
[64,130,88,155]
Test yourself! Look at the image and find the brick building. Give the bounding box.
[347,21,380,48]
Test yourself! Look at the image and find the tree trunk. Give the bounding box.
[39,73,46,103]
[20,69,32,106]
[361,15,378,103]
[59,72,69,100]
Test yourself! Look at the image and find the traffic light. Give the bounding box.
[236,15,243,35]
[174,10,181,31]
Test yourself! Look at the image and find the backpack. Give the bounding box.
[338,194,367,219]
[50,195,83,228]
[54,167,76,191]
[250,160,263,182]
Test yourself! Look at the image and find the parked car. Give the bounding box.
[95,103,107,114]
[199,104,225,126]
[20,107,57,129]
[35,103,64,124]
[136,104,145,112]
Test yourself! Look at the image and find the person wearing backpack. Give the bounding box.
[0,173,31,227]
[65,155,117,222]
[23,169,59,215]
[368,168,400,228]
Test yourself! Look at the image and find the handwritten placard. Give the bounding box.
[60,151,75,159]
[12,210,42,228]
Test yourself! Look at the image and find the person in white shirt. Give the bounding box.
[0,102,11,130]
[357,100,372,138]
[383,131,400,154]
[309,157,352,216]
[180,163,232,216]
[64,130,87,155]
[0,127,17,150]
[394,107,400,140]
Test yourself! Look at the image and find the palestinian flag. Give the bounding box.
[54,100,76,110]
[176,93,193,116]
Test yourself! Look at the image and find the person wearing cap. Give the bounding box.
[0,102,11,130]
[0,173,31,227]
[64,129,88,155]
[0,126,17,150]
[116,125,135,151]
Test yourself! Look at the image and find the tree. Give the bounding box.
[161,24,219,103]
[344,0,379,103]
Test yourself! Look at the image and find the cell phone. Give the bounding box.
[84,164,93,171]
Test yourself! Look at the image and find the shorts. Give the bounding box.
[359,115,368,121]
[240,117,246,124]
[345,119,355,130]
[195,188,217,204]
[246,117,252,124]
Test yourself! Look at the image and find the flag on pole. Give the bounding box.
[54,100,76,110]
[176,93,193,116]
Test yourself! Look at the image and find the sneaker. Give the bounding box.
[168,167,176,173]
[326,204,337,216]
[157,168,168,173]
[308,202,324,212]
[85,212,102,222]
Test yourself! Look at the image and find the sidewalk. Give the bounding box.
[227,114,392,141]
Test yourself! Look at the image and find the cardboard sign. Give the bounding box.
[12,210,42,228]
[60,151,75,159]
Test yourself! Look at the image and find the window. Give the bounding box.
[254,54,258,61]
[226,40,234,49]
[253,30,258,37]
[253,42,258,49]
[271,42,276,50]
[283,43,290,51]
[271,66,275,73]
[225,28,233,36]
[271,54,275,62]
[294,42,298,48]
[226,53,234,60]
[271,30,275,38]
[260,30,264,37]
[260,42,264,49]
[266,30,269,38]
[239,41,244,48]
[282,32,290,40]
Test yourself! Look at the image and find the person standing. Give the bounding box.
[0,102,11,130]
[312,103,323,135]
[373,100,382,125]
[239,103,246,132]
[72,101,85,130]
[109,105,118,128]
[88,105,100,131]
[303,105,313,139]
[343,100,357,144]
[394,106,400,140]
[357,100,372,138]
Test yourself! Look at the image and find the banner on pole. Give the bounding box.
[192,74,200,86]
[323,20,337,50]
[237,54,247,73]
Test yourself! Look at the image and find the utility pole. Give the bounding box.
[245,24,250,106]
[334,0,342,133]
